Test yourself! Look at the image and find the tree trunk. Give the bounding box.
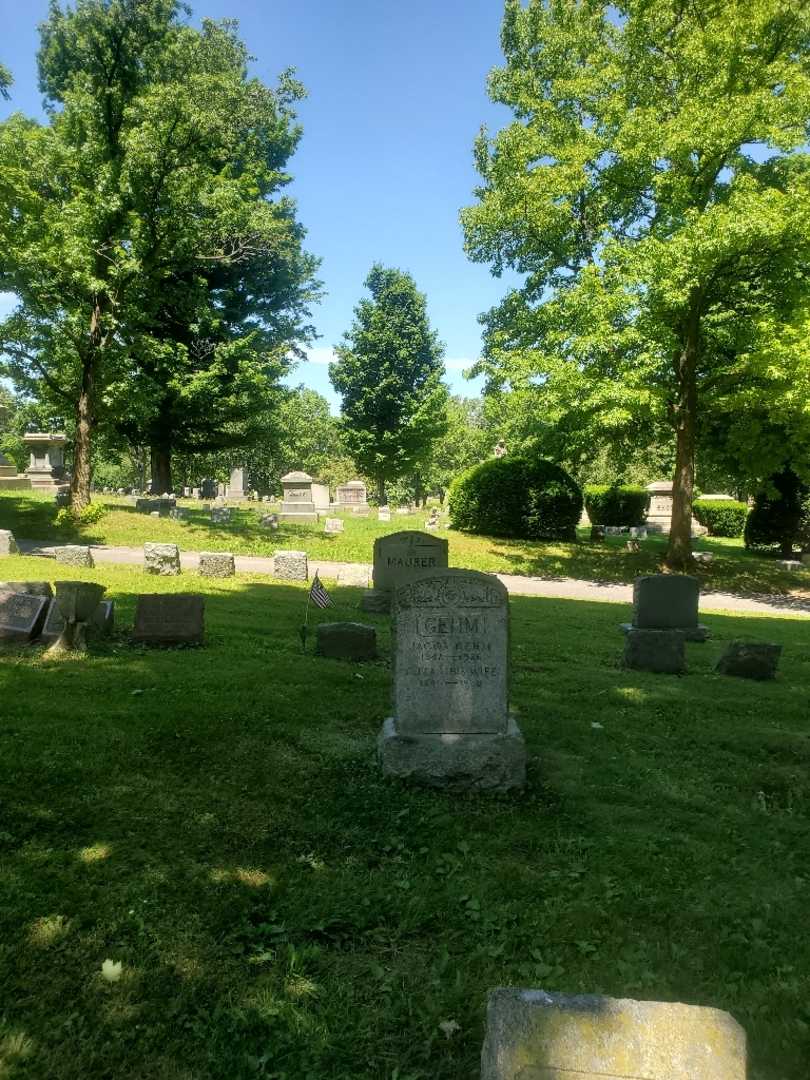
[666,290,701,572]
[70,365,94,512]
[377,474,387,506]
[151,443,173,494]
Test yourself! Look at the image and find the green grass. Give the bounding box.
[3,489,810,599]
[1,554,809,1078]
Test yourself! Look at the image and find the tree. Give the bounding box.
[417,395,490,502]
[0,2,318,507]
[462,0,810,569]
[0,63,12,99]
[330,265,448,504]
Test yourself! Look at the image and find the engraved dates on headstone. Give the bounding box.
[132,594,204,645]
[393,570,508,735]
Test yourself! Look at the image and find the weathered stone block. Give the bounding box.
[55,545,94,568]
[143,542,181,576]
[360,588,391,614]
[324,517,344,534]
[0,530,20,555]
[170,507,189,521]
[133,594,204,645]
[0,581,53,599]
[211,506,232,524]
[316,621,376,660]
[41,597,114,641]
[198,551,235,578]
[715,640,782,680]
[273,549,308,581]
[0,592,49,642]
[378,715,526,791]
[480,987,746,1080]
[633,574,699,630]
[623,627,685,674]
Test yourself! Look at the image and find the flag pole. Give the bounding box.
[300,581,312,653]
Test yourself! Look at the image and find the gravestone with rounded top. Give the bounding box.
[362,530,448,614]
[378,568,525,790]
[480,988,746,1080]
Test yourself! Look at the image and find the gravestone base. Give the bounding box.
[623,628,686,674]
[619,621,709,642]
[360,588,391,614]
[278,508,319,523]
[378,715,526,792]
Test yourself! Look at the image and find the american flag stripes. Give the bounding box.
[309,572,331,609]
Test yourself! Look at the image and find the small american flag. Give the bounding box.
[309,572,331,609]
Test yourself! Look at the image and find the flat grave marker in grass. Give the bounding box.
[0,590,48,642]
[379,568,525,790]
[480,987,746,1080]
[132,593,204,645]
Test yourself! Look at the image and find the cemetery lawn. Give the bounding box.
[3,489,810,600]
[1,555,809,1080]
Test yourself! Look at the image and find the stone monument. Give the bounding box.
[23,432,69,494]
[279,471,320,523]
[336,479,368,508]
[480,988,746,1080]
[378,569,526,791]
[133,594,204,645]
[0,450,30,491]
[361,530,448,613]
[227,466,247,501]
[621,574,708,641]
[44,580,107,655]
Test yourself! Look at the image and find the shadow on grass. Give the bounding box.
[1,576,809,1076]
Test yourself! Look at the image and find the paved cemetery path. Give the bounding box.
[16,540,810,618]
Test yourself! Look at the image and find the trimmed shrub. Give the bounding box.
[693,499,748,537]
[583,484,649,527]
[744,469,810,556]
[449,454,582,540]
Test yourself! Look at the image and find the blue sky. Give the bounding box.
[0,0,521,410]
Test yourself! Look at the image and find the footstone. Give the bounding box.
[55,545,94,568]
[198,551,235,578]
[778,559,803,571]
[360,588,391,614]
[133,594,204,645]
[631,573,708,640]
[715,640,782,680]
[316,621,376,661]
[42,597,114,641]
[0,530,20,555]
[0,592,49,642]
[379,569,525,791]
[324,517,344,534]
[623,627,685,674]
[143,542,181,576]
[273,550,308,581]
[480,988,746,1080]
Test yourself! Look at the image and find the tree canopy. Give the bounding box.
[330,264,449,504]
[462,0,810,567]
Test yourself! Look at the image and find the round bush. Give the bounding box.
[449,454,582,540]
[583,484,650,527]
[693,499,748,537]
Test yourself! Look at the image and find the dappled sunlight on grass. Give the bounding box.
[78,843,112,863]
[27,914,71,948]
[209,867,274,888]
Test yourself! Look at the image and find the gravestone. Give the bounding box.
[279,471,319,523]
[715,640,782,680]
[211,506,232,524]
[378,569,526,790]
[170,507,189,521]
[23,431,68,493]
[378,506,391,522]
[623,627,685,674]
[133,594,204,645]
[228,466,247,500]
[0,592,49,642]
[336,479,367,507]
[778,559,803,572]
[135,497,175,515]
[362,530,448,614]
[316,622,376,661]
[198,551,235,578]
[201,478,217,499]
[42,597,114,641]
[0,581,53,599]
[480,988,746,1080]
[143,542,181,576]
[0,530,20,555]
[273,550,308,581]
[55,491,70,508]
[646,479,674,533]
[324,517,344,535]
[260,513,279,530]
[55,545,94,568]
[621,574,708,641]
